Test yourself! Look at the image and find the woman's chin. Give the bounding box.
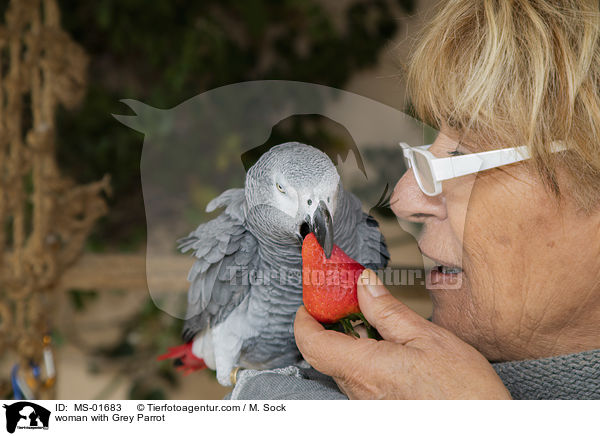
[428,284,473,332]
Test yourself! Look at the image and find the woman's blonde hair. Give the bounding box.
[406,0,600,213]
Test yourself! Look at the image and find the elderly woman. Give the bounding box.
[227,0,600,399]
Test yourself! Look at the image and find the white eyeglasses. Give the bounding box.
[399,141,566,196]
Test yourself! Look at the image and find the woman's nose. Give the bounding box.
[390,169,447,222]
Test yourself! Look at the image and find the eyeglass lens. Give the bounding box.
[412,151,435,194]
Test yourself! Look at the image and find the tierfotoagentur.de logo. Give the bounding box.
[2,402,51,434]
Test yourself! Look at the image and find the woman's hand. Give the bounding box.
[293,269,512,399]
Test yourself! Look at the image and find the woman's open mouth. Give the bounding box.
[428,264,463,288]
[436,265,463,274]
[418,246,465,289]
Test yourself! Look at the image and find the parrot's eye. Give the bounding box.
[276,183,285,194]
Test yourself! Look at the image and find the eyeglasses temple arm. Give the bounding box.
[403,141,566,183]
[432,146,531,181]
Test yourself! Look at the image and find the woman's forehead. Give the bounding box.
[436,124,479,150]
[437,122,509,153]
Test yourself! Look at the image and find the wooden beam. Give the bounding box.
[57,252,425,293]
[57,253,192,292]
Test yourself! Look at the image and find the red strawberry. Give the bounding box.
[302,233,365,324]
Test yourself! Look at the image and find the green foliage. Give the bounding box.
[67,289,100,312]
[128,381,166,401]
[55,0,414,251]
[79,293,186,400]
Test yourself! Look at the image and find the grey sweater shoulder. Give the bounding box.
[226,348,600,400]
[226,364,347,400]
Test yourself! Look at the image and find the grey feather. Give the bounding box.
[333,185,389,271]
[180,189,258,343]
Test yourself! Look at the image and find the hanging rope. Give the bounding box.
[0,0,110,399]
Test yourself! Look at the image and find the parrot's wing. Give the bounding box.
[178,188,259,343]
[334,188,390,271]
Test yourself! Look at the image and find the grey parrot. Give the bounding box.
[166,142,389,386]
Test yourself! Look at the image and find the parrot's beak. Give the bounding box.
[310,200,333,258]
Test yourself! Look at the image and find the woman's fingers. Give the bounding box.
[294,306,377,378]
[295,305,407,399]
[356,268,431,344]
[295,267,431,378]
[294,274,512,399]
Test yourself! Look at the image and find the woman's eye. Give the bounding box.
[276,183,285,193]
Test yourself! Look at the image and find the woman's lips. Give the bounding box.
[418,245,464,289]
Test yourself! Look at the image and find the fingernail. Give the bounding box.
[359,269,388,298]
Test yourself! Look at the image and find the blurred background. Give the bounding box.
[0,0,438,400]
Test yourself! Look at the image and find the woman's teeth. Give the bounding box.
[437,265,463,274]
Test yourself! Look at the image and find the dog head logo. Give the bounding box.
[3,402,51,433]
[112,81,435,320]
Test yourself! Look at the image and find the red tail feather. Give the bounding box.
[157,342,207,375]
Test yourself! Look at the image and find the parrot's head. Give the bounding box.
[245,142,340,257]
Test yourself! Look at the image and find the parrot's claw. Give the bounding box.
[157,342,207,374]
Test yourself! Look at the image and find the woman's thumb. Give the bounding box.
[357,268,429,344]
